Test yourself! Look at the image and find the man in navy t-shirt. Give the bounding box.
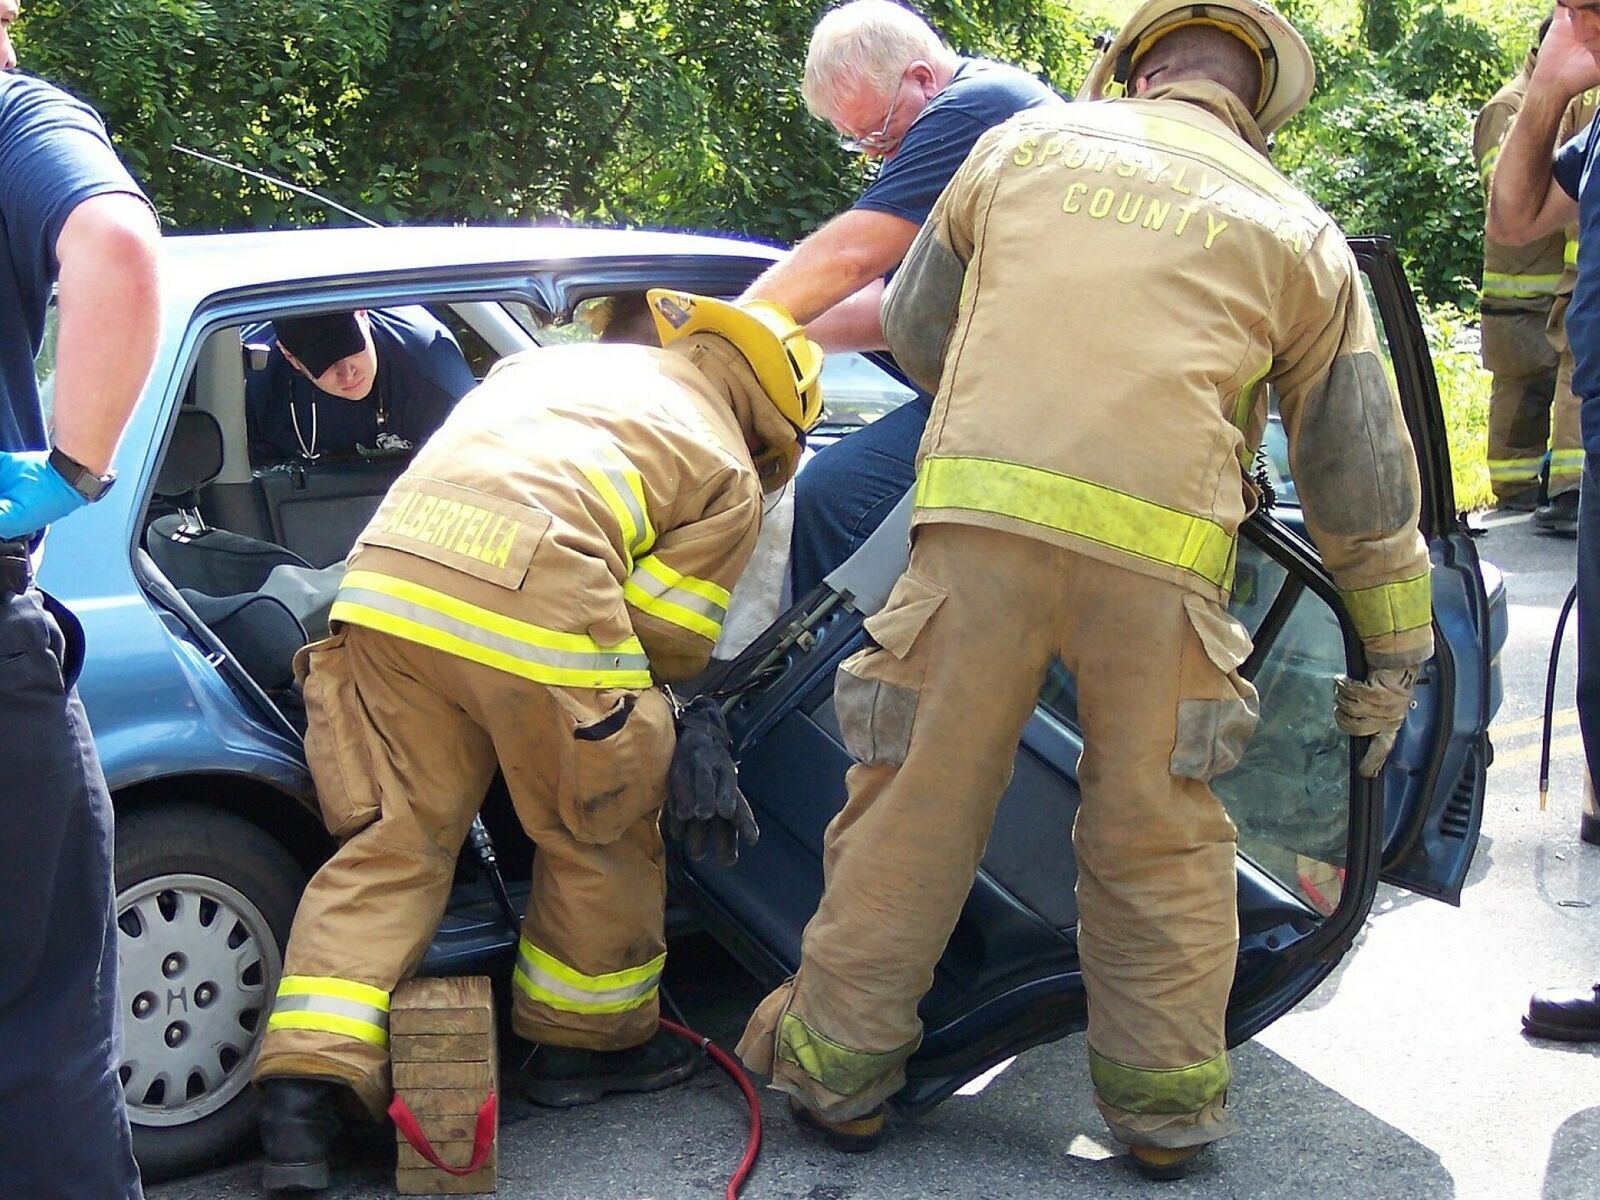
[1490,0,1600,1043]
[0,7,160,1195]
[740,0,1066,595]
[246,307,478,462]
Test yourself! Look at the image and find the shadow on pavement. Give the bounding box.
[1544,1105,1600,1199]
[149,937,1455,1200]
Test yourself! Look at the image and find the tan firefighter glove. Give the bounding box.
[1333,667,1417,778]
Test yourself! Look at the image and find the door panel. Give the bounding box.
[1253,240,1492,903]
[676,517,1373,1113]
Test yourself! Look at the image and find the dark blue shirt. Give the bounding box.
[245,306,478,462]
[1554,116,1600,451]
[854,57,1067,229]
[0,73,150,453]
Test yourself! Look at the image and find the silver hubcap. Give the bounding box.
[116,873,281,1127]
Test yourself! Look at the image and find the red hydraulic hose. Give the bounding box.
[659,1017,763,1199]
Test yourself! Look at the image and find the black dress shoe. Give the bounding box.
[1532,491,1580,536]
[259,1078,344,1192]
[1523,982,1600,1041]
[523,1026,699,1107]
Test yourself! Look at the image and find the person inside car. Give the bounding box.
[245,306,477,463]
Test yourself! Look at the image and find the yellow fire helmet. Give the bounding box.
[1077,0,1315,136]
[647,289,826,437]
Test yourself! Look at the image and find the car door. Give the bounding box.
[670,238,1492,1110]
[1265,238,1500,904]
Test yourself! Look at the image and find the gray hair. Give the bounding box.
[802,1,954,117]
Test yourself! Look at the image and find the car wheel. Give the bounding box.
[114,802,307,1182]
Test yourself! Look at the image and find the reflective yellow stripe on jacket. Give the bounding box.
[1337,574,1432,643]
[1481,271,1561,300]
[579,447,656,571]
[914,455,1237,590]
[331,570,654,688]
[513,937,663,1015]
[624,555,730,642]
[1567,238,1580,268]
[268,976,390,1047]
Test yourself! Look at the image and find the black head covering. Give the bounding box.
[273,312,365,377]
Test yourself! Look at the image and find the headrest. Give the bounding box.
[154,408,226,498]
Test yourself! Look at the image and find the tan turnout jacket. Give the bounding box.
[330,342,766,686]
[1475,54,1564,311]
[883,80,1433,669]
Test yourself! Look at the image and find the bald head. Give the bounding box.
[1130,24,1263,114]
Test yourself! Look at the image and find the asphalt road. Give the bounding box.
[151,510,1597,1200]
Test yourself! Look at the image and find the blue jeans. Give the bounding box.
[1579,457,1600,787]
[791,395,933,597]
[0,565,142,1199]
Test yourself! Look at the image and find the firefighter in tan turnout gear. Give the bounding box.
[252,291,823,1193]
[737,0,1433,1181]
[1474,23,1569,513]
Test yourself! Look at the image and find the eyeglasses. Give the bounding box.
[838,74,909,155]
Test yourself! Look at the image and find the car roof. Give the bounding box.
[160,225,784,297]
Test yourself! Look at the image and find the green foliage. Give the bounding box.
[1,0,1567,330]
[1360,0,1410,53]
[1421,303,1494,512]
[1278,73,1482,308]
[1274,3,1508,309]
[12,0,1086,240]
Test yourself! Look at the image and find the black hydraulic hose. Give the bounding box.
[1541,582,1580,810]
[466,816,522,932]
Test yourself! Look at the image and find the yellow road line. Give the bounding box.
[1490,732,1586,774]
[1493,709,1579,739]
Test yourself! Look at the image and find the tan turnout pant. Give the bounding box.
[737,524,1254,1150]
[253,623,674,1116]
[1483,308,1562,500]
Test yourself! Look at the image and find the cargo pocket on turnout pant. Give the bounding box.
[552,686,674,845]
[296,629,383,838]
[834,570,946,767]
[1170,594,1261,782]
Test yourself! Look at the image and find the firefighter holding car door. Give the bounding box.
[252,291,821,1193]
[737,0,1433,1180]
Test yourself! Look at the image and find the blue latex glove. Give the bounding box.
[0,450,87,539]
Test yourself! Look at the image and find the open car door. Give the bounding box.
[671,237,1492,1111]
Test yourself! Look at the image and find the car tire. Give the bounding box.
[114,802,307,1182]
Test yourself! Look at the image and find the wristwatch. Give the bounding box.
[48,446,117,502]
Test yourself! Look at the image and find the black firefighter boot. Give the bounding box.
[258,1077,344,1193]
[522,1026,699,1107]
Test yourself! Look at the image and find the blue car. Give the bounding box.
[33,227,1502,1178]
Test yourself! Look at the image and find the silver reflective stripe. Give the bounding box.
[515,944,661,1009]
[598,458,652,556]
[626,565,728,625]
[337,586,652,675]
[271,993,390,1030]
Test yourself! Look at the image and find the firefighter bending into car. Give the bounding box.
[251,291,822,1193]
[737,0,1433,1181]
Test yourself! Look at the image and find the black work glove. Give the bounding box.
[664,696,760,866]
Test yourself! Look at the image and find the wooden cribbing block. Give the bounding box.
[391,976,498,1196]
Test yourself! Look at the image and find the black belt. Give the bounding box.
[0,538,32,600]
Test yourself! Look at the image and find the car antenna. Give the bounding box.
[172,144,383,228]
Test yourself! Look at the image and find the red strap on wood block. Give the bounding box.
[388,1091,497,1177]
